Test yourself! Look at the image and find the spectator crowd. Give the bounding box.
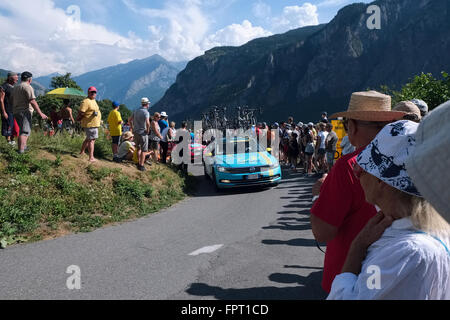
[2,70,449,300]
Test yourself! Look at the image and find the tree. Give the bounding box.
[380,72,450,111]
[50,73,83,91]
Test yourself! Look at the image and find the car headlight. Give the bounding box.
[217,166,227,173]
[269,161,280,169]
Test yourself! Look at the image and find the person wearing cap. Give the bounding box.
[0,72,19,145]
[321,112,329,124]
[410,99,429,118]
[407,100,450,224]
[158,111,169,163]
[78,86,101,162]
[12,71,48,154]
[107,101,123,160]
[115,131,135,163]
[158,111,169,132]
[328,120,450,300]
[393,101,422,123]
[129,98,151,171]
[310,91,407,294]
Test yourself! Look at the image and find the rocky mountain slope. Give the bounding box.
[155,0,450,123]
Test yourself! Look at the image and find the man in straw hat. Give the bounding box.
[310,91,406,293]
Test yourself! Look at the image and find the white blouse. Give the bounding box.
[327,218,450,300]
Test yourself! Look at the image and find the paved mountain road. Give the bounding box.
[0,166,326,300]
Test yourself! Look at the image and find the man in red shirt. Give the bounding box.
[310,91,406,293]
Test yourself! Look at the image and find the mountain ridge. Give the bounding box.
[154,0,450,123]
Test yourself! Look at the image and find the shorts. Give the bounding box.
[1,112,14,137]
[134,133,149,152]
[326,151,335,165]
[149,139,159,151]
[84,127,99,140]
[14,110,32,137]
[304,152,314,156]
[111,136,120,145]
[318,148,326,155]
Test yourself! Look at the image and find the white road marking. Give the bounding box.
[188,244,224,256]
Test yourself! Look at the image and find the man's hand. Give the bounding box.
[40,112,48,120]
[312,173,328,196]
[2,113,8,120]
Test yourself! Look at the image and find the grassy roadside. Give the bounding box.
[0,129,195,248]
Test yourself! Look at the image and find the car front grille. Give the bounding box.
[225,166,271,174]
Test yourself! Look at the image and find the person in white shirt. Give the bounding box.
[328,120,450,300]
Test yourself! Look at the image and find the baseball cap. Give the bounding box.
[88,86,97,93]
[112,101,120,108]
[21,71,33,81]
[141,97,150,104]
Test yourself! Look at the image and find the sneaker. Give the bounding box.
[137,165,146,172]
[8,141,16,146]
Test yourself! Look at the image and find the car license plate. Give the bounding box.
[247,175,259,180]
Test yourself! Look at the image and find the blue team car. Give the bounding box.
[203,136,282,190]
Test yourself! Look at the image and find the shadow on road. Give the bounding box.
[184,165,327,300]
[186,270,327,300]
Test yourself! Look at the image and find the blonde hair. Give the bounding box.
[392,188,450,238]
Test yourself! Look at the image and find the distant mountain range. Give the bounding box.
[154,0,450,123]
[10,55,184,109]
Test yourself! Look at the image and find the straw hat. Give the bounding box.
[122,131,134,140]
[393,101,422,121]
[329,91,406,121]
[406,100,450,223]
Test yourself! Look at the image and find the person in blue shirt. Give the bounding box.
[158,111,169,132]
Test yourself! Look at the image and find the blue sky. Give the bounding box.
[0,0,372,76]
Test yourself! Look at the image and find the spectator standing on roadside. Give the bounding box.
[12,71,48,154]
[129,98,151,171]
[1,72,19,146]
[160,119,173,164]
[321,112,329,124]
[310,91,406,293]
[149,112,163,163]
[50,105,61,134]
[77,86,101,162]
[407,100,450,224]
[316,122,329,174]
[328,120,450,300]
[393,101,422,123]
[325,123,338,171]
[107,101,123,161]
[410,99,429,118]
[159,111,169,132]
[60,99,75,134]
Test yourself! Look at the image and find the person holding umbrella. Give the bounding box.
[77,86,101,162]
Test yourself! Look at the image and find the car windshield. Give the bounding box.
[216,139,260,155]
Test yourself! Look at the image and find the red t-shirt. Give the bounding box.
[310,147,377,293]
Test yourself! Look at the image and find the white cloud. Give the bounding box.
[204,20,272,48]
[0,0,152,76]
[271,3,319,33]
[252,1,272,19]
[0,0,312,77]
